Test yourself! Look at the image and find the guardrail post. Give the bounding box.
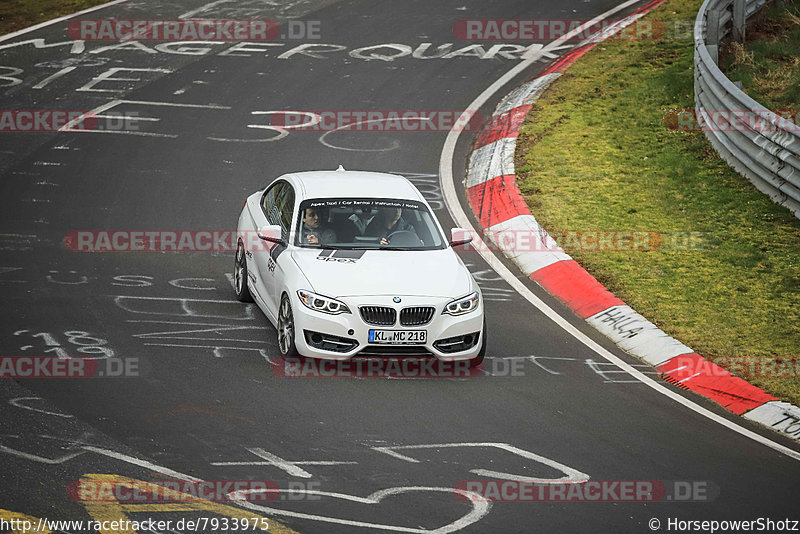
[706,9,721,45]
[732,0,746,41]
[707,44,719,64]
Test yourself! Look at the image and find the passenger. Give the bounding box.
[300,207,336,245]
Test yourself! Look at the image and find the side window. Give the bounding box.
[262,183,282,226]
[276,184,295,238]
[261,181,295,241]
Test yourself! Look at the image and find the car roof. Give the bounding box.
[283,170,424,202]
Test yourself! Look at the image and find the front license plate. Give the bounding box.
[368,329,427,344]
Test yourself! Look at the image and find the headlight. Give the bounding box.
[443,291,479,316]
[297,290,351,315]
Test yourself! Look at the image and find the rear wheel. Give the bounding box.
[277,294,298,356]
[234,240,253,302]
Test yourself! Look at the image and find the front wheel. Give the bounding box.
[469,320,487,368]
[277,294,298,356]
[234,240,253,302]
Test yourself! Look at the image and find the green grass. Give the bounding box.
[720,0,800,110]
[0,0,110,36]
[515,0,800,405]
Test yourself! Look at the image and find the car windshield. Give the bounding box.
[294,198,446,250]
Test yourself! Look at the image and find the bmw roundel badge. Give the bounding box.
[393,297,401,303]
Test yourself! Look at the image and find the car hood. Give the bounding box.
[291,247,473,298]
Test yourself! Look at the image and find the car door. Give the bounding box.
[259,180,295,316]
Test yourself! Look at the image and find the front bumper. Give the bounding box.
[290,293,484,360]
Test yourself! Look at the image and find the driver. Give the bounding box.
[300,206,337,245]
[365,206,420,245]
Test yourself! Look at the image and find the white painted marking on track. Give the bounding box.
[585,359,656,383]
[259,349,274,365]
[32,66,77,89]
[127,320,241,326]
[212,447,357,475]
[133,324,267,342]
[9,397,74,418]
[0,445,84,464]
[527,355,579,375]
[94,114,160,122]
[230,486,491,534]
[209,110,320,143]
[438,0,800,461]
[0,0,129,43]
[664,365,688,373]
[82,445,202,482]
[212,460,357,466]
[245,448,311,478]
[61,99,230,137]
[46,270,87,285]
[319,118,426,152]
[76,68,171,93]
[469,469,585,484]
[118,295,244,302]
[372,443,589,483]
[144,343,270,350]
[0,267,24,282]
[179,0,234,19]
[142,336,267,343]
[114,295,255,319]
[678,372,703,383]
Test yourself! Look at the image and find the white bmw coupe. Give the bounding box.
[235,168,485,365]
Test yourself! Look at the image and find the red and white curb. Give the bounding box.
[463,0,800,443]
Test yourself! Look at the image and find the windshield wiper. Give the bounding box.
[318,245,379,250]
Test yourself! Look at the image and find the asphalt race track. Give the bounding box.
[0,0,798,533]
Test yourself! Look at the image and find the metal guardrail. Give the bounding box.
[694,0,800,218]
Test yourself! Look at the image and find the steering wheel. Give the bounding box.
[385,230,422,247]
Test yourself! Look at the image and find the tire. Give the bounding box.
[277,294,298,356]
[469,320,487,368]
[234,240,253,302]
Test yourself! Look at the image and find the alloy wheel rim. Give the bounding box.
[235,245,244,293]
[278,299,293,354]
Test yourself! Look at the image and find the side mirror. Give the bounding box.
[449,228,473,247]
[258,224,286,246]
